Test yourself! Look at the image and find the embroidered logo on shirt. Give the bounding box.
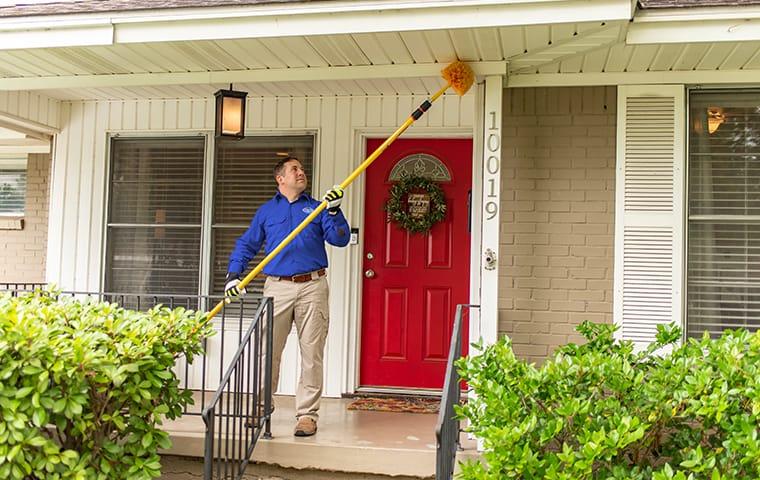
[302,207,314,213]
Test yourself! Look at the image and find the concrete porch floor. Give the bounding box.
[161,395,478,478]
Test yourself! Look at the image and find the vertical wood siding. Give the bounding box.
[0,91,61,129]
[47,93,474,397]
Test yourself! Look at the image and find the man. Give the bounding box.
[224,156,349,437]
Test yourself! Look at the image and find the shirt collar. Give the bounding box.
[274,190,311,203]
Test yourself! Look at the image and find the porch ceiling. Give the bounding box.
[515,41,760,75]
[4,0,760,98]
[0,21,627,100]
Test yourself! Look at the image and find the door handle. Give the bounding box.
[364,269,376,279]
[467,189,472,233]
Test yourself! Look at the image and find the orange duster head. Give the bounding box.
[441,61,474,96]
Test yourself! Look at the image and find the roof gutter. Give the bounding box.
[0,0,635,49]
[628,5,760,44]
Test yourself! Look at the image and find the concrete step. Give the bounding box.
[161,395,479,478]
[160,455,430,480]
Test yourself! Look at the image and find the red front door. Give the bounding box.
[360,138,472,390]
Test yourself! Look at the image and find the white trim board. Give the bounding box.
[469,80,485,356]
[634,5,760,23]
[476,76,501,348]
[0,62,508,91]
[0,0,635,48]
[628,18,760,44]
[0,111,59,135]
[507,69,760,88]
[0,137,50,154]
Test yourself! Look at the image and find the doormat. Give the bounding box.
[346,396,440,414]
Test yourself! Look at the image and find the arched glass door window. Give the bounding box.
[388,153,451,182]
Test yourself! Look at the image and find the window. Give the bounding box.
[105,138,205,298]
[687,91,760,337]
[0,157,27,216]
[104,135,315,299]
[211,135,314,297]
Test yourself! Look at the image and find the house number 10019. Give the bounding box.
[485,111,500,220]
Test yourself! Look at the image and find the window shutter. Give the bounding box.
[614,85,685,349]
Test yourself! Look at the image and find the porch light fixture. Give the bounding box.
[214,85,248,138]
[707,108,725,135]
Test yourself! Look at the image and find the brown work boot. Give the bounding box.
[245,403,274,429]
[294,416,317,437]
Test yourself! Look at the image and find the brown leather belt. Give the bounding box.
[269,268,326,283]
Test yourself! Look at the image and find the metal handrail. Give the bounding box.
[202,296,274,480]
[435,304,478,480]
[0,282,46,292]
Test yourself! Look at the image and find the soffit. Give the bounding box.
[0,21,623,99]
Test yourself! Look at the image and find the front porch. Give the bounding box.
[0,284,474,478]
[162,395,478,479]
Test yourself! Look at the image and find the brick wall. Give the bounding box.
[500,87,616,363]
[0,154,50,282]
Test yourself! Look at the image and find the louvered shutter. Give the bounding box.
[105,137,205,303]
[614,85,685,349]
[211,135,314,298]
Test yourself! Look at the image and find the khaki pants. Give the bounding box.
[264,274,329,420]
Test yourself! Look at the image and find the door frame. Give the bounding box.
[344,127,478,394]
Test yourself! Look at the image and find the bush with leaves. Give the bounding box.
[0,290,212,480]
[457,322,760,480]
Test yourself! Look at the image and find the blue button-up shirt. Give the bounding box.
[228,191,350,277]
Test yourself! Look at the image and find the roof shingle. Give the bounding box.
[0,0,310,18]
[640,0,760,7]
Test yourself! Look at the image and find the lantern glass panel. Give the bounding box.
[221,96,243,135]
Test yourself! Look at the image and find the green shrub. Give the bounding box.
[457,322,760,480]
[0,290,212,480]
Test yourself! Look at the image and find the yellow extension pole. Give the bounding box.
[204,83,452,323]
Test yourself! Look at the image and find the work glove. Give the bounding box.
[323,185,344,215]
[224,274,246,299]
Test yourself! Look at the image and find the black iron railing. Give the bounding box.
[1,282,46,292]
[203,296,274,480]
[436,304,478,480]
[0,283,263,416]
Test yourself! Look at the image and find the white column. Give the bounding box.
[474,75,502,348]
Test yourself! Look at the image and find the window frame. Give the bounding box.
[685,88,760,338]
[0,156,28,218]
[208,132,317,299]
[101,130,319,297]
[102,134,207,297]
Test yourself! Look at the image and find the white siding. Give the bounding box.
[0,91,61,129]
[47,93,474,397]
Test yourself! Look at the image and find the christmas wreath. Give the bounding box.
[385,175,446,233]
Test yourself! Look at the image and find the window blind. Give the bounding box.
[211,136,314,298]
[687,92,760,337]
[0,158,27,215]
[105,137,205,299]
